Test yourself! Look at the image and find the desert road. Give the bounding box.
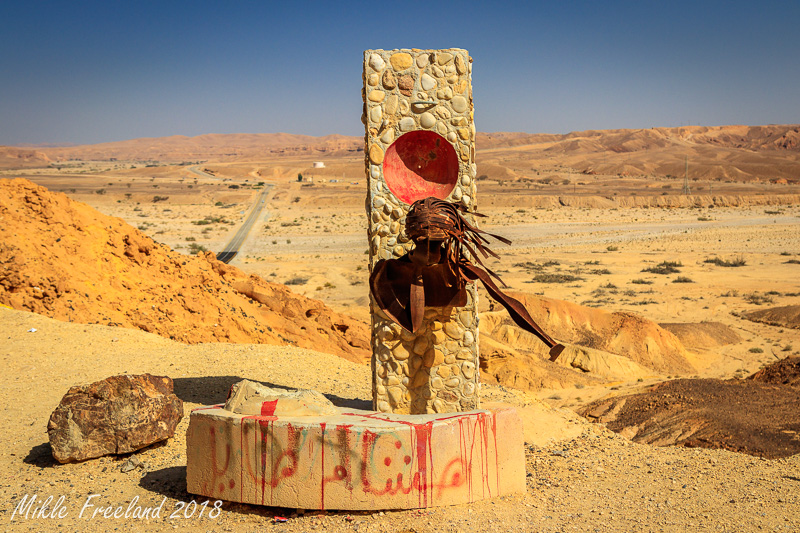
[216,184,272,263]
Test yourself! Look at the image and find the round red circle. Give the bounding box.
[383,131,459,204]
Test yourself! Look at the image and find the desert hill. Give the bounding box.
[0,178,370,363]
[476,293,710,391]
[478,124,800,183]
[0,146,51,169]
[478,124,800,152]
[27,133,364,162]
[744,304,800,330]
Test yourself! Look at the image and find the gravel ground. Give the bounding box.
[1,307,799,533]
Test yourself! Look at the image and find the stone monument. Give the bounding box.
[363,48,479,415]
[185,48,532,511]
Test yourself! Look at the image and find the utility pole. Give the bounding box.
[682,156,691,195]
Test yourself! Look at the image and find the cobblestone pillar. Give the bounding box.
[363,48,478,415]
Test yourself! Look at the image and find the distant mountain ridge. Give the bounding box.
[2,125,798,181]
[477,124,800,152]
[3,133,365,163]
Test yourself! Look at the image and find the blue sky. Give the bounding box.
[1,1,798,145]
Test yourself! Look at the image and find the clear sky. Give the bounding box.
[1,0,798,145]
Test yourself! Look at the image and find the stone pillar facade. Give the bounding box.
[363,49,478,415]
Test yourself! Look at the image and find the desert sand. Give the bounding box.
[1,125,799,531]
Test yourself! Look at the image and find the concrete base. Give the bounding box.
[186,404,525,510]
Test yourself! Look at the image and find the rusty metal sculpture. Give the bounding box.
[370,197,565,361]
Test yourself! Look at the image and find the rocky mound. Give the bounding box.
[743,305,800,330]
[478,330,605,390]
[581,366,800,458]
[0,178,369,363]
[503,293,694,374]
[659,321,742,352]
[476,294,697,391]
[749,356,800,387]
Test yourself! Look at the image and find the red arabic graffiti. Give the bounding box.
[200,408,501,509]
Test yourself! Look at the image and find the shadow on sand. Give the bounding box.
[24,441,59,468]
[172,376,371,411]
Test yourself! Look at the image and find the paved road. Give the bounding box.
[187,165,219,180]
[216,184,272,263]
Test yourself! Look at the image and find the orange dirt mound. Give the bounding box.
[0,178,369,364]
[506,292,695,374]
[659,322,742,352]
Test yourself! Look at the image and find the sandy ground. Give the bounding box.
[3,154,800,531]
[1,307,799,533]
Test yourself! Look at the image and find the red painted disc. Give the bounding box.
[383,131,459,205]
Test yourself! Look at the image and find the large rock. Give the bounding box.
[47,374,183,463]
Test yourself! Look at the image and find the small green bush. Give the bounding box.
[531,273,582,283]
[642,261,682,275]
[704,256,746,267]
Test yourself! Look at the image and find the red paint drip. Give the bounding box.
[207,425,231,498]
[260,399,279,417]
[335,425,354,492]
[320,422,326,510]
[413,421,434,508]
[239,421,245,502]
[492,412,500,496]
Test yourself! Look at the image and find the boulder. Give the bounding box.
[224,379,338,416]
[47,374,183,463]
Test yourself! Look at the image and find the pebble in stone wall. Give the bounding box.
[363,49,479,415]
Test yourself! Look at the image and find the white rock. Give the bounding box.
[399,117,415,131]
[369,53,385,71]
[369,105,382,124]
[451,95,468,113]
[420,73,436,91]
[420,112,435,129]
[380,129,394,144]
